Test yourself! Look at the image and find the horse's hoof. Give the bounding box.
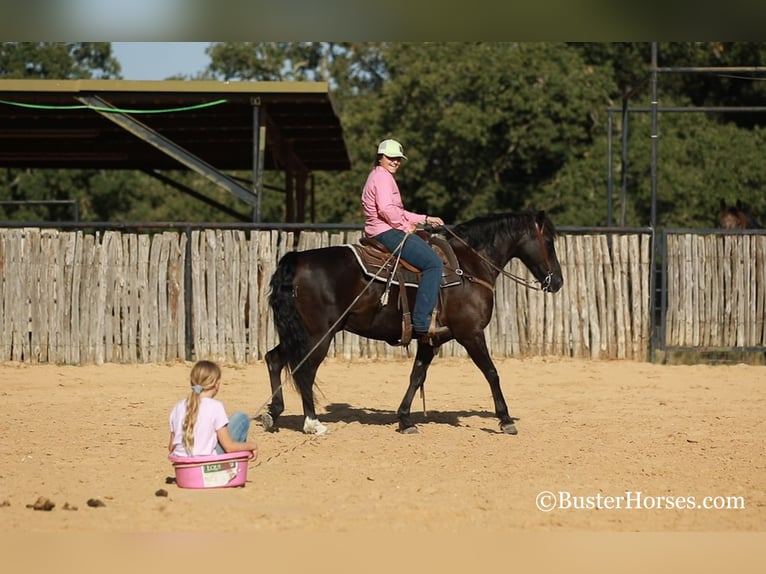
[303,418,330,435]
[500,422,518,435]
[398,425,419,435]
[261,412,274,431]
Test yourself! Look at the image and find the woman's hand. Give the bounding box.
[425,215,444,227]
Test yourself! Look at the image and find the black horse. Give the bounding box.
[263,210,564,435]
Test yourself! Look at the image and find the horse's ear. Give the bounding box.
[534,210,553,236]
[736,199,744,210]
[720,199,727,210]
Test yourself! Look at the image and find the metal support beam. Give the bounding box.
[604,111,616,253]
[142,169,251,223]
[620,95,629,226]
[649,42,660,362]
[296,168,307,222]
[286,154,295,222]
[608,105,766,113]
[76,94,258,207]
[650,43,658,230]
[655,66,766,73]
[260,109,311,222]
[310,173,316,223]
[251,99,264,222]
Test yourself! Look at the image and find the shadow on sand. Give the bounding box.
[259,402,517,434]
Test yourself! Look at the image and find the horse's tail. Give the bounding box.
[268,251,312,382]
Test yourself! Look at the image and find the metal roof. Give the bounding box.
[0,79,351,172]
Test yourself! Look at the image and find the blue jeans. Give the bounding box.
[372,229,443,332]
[215,411,250,454]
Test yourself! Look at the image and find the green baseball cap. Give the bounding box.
[377,139,407,159]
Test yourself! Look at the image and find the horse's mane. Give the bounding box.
[449,210,557,250]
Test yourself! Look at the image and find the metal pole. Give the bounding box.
[650,42,659,230]
[658,228,669,363]
[620,96,629,226]
[649,42,660,361]
[77,95,257,207]
[607,110,613,227]
[251,99,262,223]
[655,65,766,73]
[184,226,193,361]
[609,105,766,113]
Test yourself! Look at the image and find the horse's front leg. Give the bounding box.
[396,343,438,434]
[460,332,517,434]
[263,344,287,432]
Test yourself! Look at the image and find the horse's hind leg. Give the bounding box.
[297,357,331,435]
[288,337,333,435]
[263,344,287,432]
[265,342,329,435]
[396,343,438,434]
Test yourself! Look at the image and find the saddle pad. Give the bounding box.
[346,244,463,289]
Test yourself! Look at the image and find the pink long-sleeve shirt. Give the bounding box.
[361,165,426,237]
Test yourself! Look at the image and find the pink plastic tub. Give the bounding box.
[168,451,252,489]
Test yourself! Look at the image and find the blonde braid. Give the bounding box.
[181,360,222,454]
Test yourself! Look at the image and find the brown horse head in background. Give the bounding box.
[719,199,752,229]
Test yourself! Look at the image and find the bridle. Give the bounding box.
[441,220,555,292]
[533,221,555,291]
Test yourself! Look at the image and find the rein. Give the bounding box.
[441,222,553,292]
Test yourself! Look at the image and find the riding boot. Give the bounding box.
[413,310,450,343]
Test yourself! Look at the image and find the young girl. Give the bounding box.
[168,360,258,458]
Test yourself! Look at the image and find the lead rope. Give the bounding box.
[381,236,408,306]
[253,232,412,420]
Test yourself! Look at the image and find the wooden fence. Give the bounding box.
[0,227,656,364]
[663,230,766,350]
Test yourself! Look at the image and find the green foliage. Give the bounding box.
[340,43,615,223]
[3,42,766,231]
[0,42,119,79]
[620,110,766,228]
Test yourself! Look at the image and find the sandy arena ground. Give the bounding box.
[0,356,764,537]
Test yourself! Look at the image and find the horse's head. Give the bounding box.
[450,210,564,293]
[517,211,564,293]
[719,199,748,229]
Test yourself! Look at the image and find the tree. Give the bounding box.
[527,99,766,228]
[561,42,766,227]
[621,110,766,228]
[4,42,766,229]
[0,42,120,79]
[205,42,387,223]
[334,43,615,223]
[0,43,127,221]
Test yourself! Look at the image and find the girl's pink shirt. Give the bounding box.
[168,397,229,456]
[361,165,426,237]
